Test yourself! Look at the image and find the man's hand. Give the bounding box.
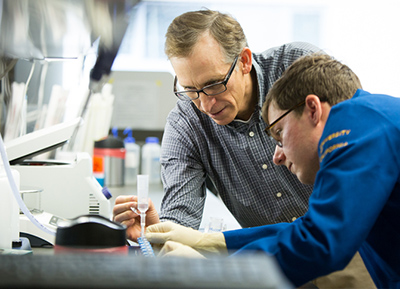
[146,221,227,255]
[113,195,160,241]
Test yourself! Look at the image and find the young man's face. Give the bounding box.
[267,99,322,185]
[170,34,250,126]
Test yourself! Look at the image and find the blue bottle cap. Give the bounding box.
[145,137,159,144]
[123,127,136,144]
[111,127,119,138]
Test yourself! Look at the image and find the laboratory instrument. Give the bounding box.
[4,119,112,245]
[13,152,112,219]
[0,164,20,249]
[6,119,112,220]
[1,126,60,248]
[0,0,141,249]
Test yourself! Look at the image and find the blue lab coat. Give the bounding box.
[223,90,400,288]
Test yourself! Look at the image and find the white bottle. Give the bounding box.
[141,137,161,184]
[0,165,20,249]
[123,128,140,185]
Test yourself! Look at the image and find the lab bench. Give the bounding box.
[26,182,240,257]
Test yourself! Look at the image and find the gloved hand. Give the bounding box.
[159,240,206,259]
[145,221,227,255]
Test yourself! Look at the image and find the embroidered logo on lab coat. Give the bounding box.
[319,129,351,162]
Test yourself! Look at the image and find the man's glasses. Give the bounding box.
[174,56,239,101]
[264,100,305,147]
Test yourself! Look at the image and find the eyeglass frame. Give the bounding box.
[173,55,239,101]
[264,100,306,147]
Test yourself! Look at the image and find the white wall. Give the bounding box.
[113,0,400,97]
[321,0,400,96]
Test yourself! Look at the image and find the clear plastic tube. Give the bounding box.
[137,174,148,237]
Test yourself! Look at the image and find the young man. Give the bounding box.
[145,53,400,288]
[114,10,374,288]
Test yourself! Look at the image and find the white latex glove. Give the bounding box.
[159,240,206,259]
[145,221,227,255]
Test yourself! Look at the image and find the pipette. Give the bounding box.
[137,174,149,237]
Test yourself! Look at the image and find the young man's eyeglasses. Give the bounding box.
[173,56,239,101]
[264,100,305,147]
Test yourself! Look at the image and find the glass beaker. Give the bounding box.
[20,186,43,214]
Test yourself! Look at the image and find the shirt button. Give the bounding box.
[276,192,282,198]
[262,164,268,170]
[249,131,255,137]
[292,217,297,222]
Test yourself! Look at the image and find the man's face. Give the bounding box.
[170,34,248,126]
[267,100,321,185]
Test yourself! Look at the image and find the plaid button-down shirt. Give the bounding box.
[160,42,320,229]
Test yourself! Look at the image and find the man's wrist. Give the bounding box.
[196,232,227,255]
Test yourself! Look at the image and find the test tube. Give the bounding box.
[137,175,149,237]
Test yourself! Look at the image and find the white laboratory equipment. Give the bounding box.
[4,118,112,245]
[141,137,161,184]
[123,128,140,185]
[0,166,20,249]
[0,0,141,248]
[13,153,112,220]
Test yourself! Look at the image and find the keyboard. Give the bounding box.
[0,251,293,289]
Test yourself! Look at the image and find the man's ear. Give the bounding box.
[240,47,252,74]
[304,94,323,126]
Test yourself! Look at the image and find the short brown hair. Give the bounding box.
[262,53,362,124]
[165,9,248,62]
